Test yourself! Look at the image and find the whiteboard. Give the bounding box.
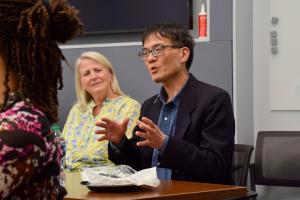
[270,0,300,110]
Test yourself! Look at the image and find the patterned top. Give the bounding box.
[0,98,62,199]
[62,95,140,171]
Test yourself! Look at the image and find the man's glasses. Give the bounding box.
[138,45,182,60]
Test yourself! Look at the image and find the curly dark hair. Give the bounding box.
[141,22,195,70]
[0,0,83,123]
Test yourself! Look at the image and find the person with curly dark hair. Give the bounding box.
[0,0,82,199]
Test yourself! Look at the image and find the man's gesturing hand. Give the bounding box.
[135,117,165,148]
[95,117,129,145]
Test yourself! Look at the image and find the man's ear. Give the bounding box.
[180,47,190,63]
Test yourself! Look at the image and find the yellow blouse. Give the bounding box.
[62,95,140,171]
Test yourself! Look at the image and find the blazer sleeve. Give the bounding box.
[108,102,147,171]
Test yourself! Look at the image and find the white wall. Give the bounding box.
[253,0,300,139]
[253,0,300,199]
[233,0,254,145]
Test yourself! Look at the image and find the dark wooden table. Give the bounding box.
[64,172,247,200]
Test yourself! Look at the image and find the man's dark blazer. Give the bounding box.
[109,74,235,184]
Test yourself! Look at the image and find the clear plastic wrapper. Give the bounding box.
[81,165,160,188]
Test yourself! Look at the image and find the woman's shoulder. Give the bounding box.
[68,101,88,114]
[118,95,141,107]
[0,101,49,133]
[0,100,49,137]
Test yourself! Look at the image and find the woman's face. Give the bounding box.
[0,56,5,103]
[0,56,19,104]
[79,58,112,98]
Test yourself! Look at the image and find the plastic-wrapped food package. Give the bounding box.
[81,165,160,188]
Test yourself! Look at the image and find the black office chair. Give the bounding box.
[249,131,300,200]
[232,144,254,187]
[228,144,254,200]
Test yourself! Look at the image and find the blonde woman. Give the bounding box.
[62,51,140,171]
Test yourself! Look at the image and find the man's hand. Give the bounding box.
[95,117,129,145]
[135,117,165,148]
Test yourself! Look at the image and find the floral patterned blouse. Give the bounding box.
[62,95,140,171]
[0,95,62,199]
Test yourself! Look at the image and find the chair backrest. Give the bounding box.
[254,131,300,187]
[232,144,254,186]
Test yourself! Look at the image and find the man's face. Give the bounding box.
[141,34,189,85]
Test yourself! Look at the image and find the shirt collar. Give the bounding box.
[154,74,191,106]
